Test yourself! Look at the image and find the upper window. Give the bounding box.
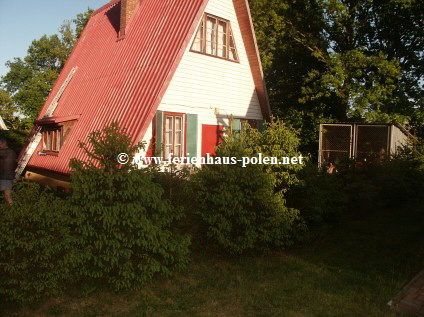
[42,126,63,152]
[191,13,239,62]
[163,113,185,159]
[39,119,76,154]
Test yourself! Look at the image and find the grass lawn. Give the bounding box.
[7,206,424,317]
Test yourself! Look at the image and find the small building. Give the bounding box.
[319,123,411,166]
[17,0,270,188]
[0,115,8,130]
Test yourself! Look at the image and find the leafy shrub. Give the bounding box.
[69,122,190,290]
[0,182,76,304]
[148,164,194,210]
[238,119,304,193]
[192,122,304,254]
[286,148,424,240]
[287,163,348,240]
[365,157,424,208]
[339,164,381,213]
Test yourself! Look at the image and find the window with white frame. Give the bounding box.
[191,13,239,62]
[163,113,185,158]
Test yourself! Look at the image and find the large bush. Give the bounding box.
[0,182,76,304]
[287,163,348,240]
[69,122,190,290]
[287,147,424,241]
[361,156,424,208]
[192,121,304,254]
[239,119,304,193]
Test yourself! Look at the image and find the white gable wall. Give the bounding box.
[140,0,263,159]
[158,0,262,121]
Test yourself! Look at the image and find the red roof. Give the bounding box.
[26,0,269,175]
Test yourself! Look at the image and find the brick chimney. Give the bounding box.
[119,0,139,39]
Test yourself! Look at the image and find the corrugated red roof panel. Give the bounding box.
[28,0,207,175]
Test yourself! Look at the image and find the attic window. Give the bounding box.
[39,119,76,154]
[42,126,63,152]
[191,13,239,62]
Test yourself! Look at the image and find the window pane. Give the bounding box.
[165,131,172,145]
[217,20,227,58]
[52,130,57,151]
[206,17,216,55]
[174,145,181,157]
[57,131,62,150]
[229,33,238,61]
[175,116,182,131]
[47,131,52,150]
[165,145,172,158]
[192,20,203,52]
[43,132,47,150]
[165,116,173,131]
[175,131,182,145]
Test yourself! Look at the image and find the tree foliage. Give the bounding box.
[249,0,424,150]
[0,9,93,126]
[192,121,305,254]
[0,89,18,128]
[0,182,77,304]
[69,122,190,290]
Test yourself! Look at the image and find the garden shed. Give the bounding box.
[318,123,411,166]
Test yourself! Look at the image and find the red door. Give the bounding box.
[201,124,224,157]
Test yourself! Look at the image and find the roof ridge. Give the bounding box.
[92,0,121,17]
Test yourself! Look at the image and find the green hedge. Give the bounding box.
[69,166,191,290]
[0,182,77,304]
[69,121,191,290]
[192,121,304,254]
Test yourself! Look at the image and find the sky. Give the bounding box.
[0,0,107,77]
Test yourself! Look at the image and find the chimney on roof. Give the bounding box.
[119,0,139,39]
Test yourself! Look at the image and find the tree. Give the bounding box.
[249,0,424,151]
[0,89,18,128]
[0,9,93,127]
[73,9,94,39]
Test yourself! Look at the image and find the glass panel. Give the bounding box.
[165,145,172,158]
[57,130,62,150]
[52,130,57,151]
[47,131,51,150]
[206,17,216,55]
[165,116,173,131]
[192,20,203,52]
[43,132,47,150]
[175,116,182,131]
[175,131,182,145]
[174,145,181,157]
[217,20,227,58]
[229,32,238,61]
[165,131,172,145]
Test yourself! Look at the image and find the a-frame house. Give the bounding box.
[19,0,270,188]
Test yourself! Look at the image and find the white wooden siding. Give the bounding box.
[140,0,263,159]
[158,0,262,122]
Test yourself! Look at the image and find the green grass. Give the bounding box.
[7,206,424,317]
